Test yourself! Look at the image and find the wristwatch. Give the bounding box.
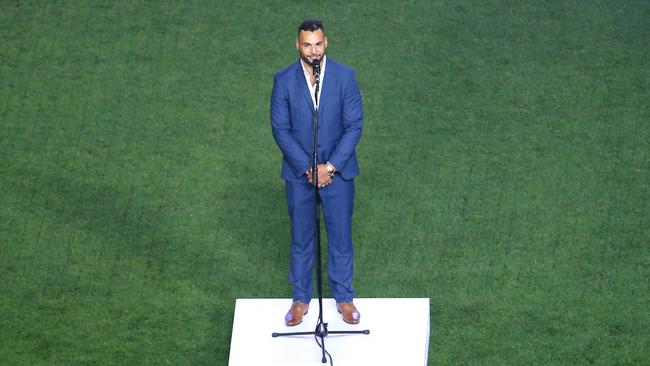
[325,162,336,176]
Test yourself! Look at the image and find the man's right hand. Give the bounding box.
[306,166,333,188]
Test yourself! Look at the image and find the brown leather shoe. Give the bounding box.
[336,302,360,324]
[285,301,309,326]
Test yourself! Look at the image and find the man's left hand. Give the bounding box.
[307,164,333,188]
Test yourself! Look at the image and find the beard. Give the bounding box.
[301,53,323,66]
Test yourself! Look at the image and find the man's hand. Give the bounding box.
[306,164,333,188]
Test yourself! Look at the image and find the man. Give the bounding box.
[270,19,363,326]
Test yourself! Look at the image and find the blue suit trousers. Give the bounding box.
[285,176,356,303]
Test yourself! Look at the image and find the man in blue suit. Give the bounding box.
[270,19,363,326]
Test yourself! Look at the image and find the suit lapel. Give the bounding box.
[318,61,335,118]
[294,61,315,112]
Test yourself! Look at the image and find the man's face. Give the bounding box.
[296,29,328,66]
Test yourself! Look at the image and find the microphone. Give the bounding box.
[312,58,321,82]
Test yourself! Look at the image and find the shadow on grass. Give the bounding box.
[8,166,232,363]
[23,169,176,271]
[214,161,291,299]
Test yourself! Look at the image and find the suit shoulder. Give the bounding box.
[327,58,356,76]
[274,60,300,80]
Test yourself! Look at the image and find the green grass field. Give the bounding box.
[1,1,648,364]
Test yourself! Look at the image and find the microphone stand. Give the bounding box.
[272,63,370,364]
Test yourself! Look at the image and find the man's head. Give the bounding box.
[296,19,328,67]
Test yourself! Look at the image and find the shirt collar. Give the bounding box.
[300,55,327,79]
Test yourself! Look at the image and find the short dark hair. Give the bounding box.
[298,19,324,35]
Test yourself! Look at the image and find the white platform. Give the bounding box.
[228,298,430,366]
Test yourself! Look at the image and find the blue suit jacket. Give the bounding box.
[270,58,363,182]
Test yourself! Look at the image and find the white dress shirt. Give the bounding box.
[300,55,326,109]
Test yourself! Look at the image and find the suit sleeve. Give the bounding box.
[328,70,363,171]
[270,74,311,178]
